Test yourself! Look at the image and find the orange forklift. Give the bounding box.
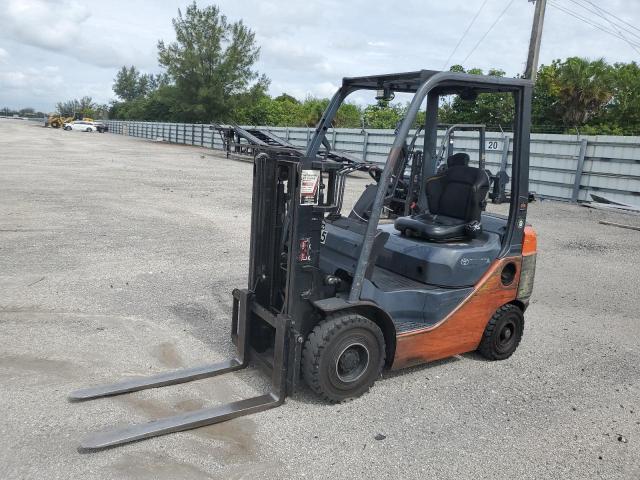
[70,69,537,451]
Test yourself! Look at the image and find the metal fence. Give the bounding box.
[105,120,640,206]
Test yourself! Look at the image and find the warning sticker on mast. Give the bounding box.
[300,170,320,206]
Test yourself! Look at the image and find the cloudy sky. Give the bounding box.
[0,0,638,112]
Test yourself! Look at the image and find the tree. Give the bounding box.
[272,93,303,126]
[113,66,165,102]
[529,58,616,132]
[334,103,361,128]
[531,63,563,131]
[363,101,405,129]
[114,66,144,101]
[56,99,78,116]
[56,97,97,118]
[237,95,287,126]
[604,61,640,133]
[553,57,613,128]
[77,96,97,117]
[93,103,110,119]
[275,93,300,104]
[157,2,265,122]
[147,72,170,91]
[439,66,514,129]
[299,98,329,127]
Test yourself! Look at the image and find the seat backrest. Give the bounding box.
[425,153,490,222]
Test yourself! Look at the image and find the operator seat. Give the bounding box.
[394,153,490,241]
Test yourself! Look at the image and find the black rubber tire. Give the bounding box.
[477,304,524,360]
[302,313,385,403]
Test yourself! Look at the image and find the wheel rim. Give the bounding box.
[335,342,369,383]
[495,319,517,353]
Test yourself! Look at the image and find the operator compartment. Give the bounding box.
[320,215,505,288]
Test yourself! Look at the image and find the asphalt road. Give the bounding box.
[1,119,639,479]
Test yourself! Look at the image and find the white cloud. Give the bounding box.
[0,0,148,68]
[0,63,114,111]
[314,82,340,98]
[0,66,64,95]
[260,38,321,70]
[0,0,639,111]
[2,0,90,49]
[367,41,390,48]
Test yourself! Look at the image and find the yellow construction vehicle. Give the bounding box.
[45,113,94,128]
[45,114,73,128]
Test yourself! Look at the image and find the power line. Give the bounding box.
[565,0,640,43]
[581,0,640,37]
[442,0,490,69]
[549,0,640,47]
[461,0,517,65]
[579,1,640,55]
[547,1,640,50]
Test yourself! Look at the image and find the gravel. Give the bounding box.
[1,119,639,479]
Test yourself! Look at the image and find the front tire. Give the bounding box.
[302,313,385,403]
[477,304,524,360]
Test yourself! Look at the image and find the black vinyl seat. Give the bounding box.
[394,153,490,241]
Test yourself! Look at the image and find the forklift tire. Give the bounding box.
[302,313,385,403]
[477,304,524,361]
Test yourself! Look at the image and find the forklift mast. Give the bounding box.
[243,152,345,393]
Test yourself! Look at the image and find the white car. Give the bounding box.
[63,120,96,132]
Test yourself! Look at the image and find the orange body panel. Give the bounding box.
[523,226,537,255]
[391,256,521,369]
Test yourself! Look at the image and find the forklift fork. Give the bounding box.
[69,289,290,452]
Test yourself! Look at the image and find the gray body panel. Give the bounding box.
[375,224,501,288]
[361,272,471,327]
[321,215,506,287]
[319,214,507,329]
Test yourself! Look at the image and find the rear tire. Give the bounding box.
[302,313,385,403]
[477,304,524,360]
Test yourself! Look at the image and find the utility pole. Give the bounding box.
[524,0,547,82]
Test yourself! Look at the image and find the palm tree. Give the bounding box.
[554,57,613,128]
